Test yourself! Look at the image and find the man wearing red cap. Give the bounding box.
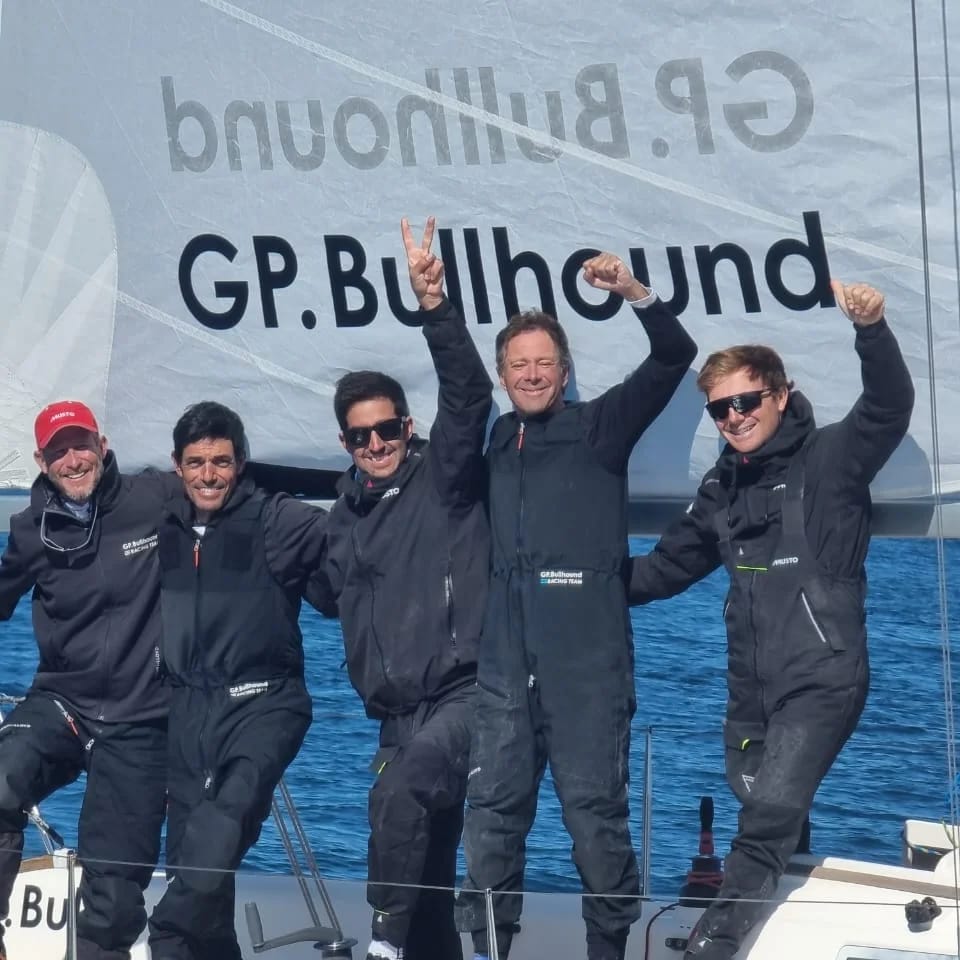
[0,400,174,960]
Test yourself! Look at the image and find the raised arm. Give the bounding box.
[825,281,915,488]
[628,477,722,605]
[402,217,493,507]
[579,253,698,470]
[243,462,341,499]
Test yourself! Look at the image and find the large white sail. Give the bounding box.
[0,1,957,533]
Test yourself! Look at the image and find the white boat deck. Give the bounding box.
[7,835,960,960]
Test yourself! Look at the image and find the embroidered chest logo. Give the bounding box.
[229,681,269,699]
[539,569,583,586]
[122,534,158,558]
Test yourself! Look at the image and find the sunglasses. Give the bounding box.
[342,416,409,450]
[40,502,99,553]
[705,389,772,421]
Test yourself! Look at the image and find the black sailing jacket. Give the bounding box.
[628,318,914,704]
[0,453,175,722]
[308,298,492,719]
[157,474,327,688]
[482,298,697,686]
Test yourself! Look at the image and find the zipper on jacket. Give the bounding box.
[747,570,766,712]
[192,533,213,782]
[800,591,830,645]
[516,422,526,559]
[444,571,458,659]
[352,527,389,694]
[95,548,110,721]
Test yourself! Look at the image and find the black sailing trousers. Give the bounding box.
[0,693,167,960]
[367,682,473,960]
[457,665,639,960]
[685,681,866,960]
[147,681,311,960]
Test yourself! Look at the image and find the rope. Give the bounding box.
[910,0,960,952]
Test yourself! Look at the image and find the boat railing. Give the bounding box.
[7,699,960,958]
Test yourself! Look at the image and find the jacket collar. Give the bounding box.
[336,436,426,508]
[488,404,577,450]
[163,470,258,526]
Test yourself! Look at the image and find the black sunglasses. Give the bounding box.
[343,416,408,450]
[705,389,772,421]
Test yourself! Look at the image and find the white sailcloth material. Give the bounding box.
[0,1,956,534]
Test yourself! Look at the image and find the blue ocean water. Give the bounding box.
[2,533,958,897]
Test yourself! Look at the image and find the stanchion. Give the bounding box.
[485,887,499,960]
[244,776,356,957]
[641,726,653,898]
[65,850,78,960]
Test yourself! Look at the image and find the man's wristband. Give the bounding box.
[628,289,659,309]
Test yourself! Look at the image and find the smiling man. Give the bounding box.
[626,280,915,960]
[300,217,492,960]
[147,401,328,960]
[457,253,697,960]
[0,400,173,960]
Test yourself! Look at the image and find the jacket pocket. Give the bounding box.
[799,589,846,652]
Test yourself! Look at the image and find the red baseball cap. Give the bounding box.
[34,400,101,450]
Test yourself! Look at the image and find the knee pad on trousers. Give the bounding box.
[0,770,20,814]
[0,769,30,832]
[217,764,274,827]
[180,803,243,894]
[0,831,24,917]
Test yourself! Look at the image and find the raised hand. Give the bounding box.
[582,252,650,302]
[830,280,885,327]
[402,216,444,310]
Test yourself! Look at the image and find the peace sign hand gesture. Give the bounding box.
[402,216,444,311]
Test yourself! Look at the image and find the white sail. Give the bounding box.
[0,1,957,533]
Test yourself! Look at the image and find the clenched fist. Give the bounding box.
[830,280,884,327]
[582,253,650,302]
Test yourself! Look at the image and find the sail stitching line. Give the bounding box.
[115,291,332,395]
[195,0,956,279]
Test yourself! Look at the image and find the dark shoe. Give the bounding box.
[471,924,516,958]
[586,927,629,960]
[74,938,131,960]
[683,916,740,960]
[365,940,403,960]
